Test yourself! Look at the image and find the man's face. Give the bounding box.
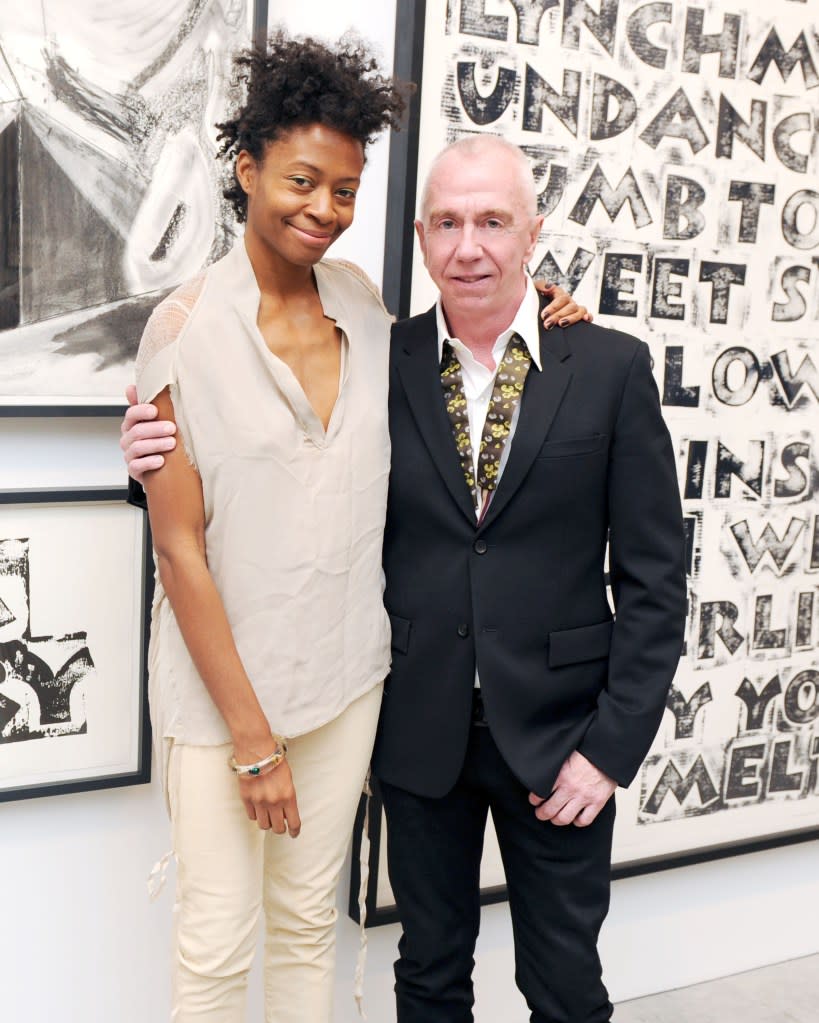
[415,147,542,320]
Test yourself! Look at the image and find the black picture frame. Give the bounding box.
[0,406,130,419]
[381,0,427,321]
[0,2,255,416]
[0,487,152,801]
[253,0,269,50]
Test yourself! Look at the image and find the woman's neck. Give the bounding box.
[243,231,316,301]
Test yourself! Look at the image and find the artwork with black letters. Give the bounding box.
[0,538,95,742]
[0,489,151,801]
[353,0,819,924]
[0,2,252,412]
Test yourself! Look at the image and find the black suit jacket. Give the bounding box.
[372,304,687,799]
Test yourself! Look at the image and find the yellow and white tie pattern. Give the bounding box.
[440,333,532,509]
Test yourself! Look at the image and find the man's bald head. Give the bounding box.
[419,135,538,223]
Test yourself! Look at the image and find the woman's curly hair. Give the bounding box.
[217,31,409,222]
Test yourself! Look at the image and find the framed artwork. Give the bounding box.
[0,488,152,801]
[0,1,257,414]
[352,0,819,924]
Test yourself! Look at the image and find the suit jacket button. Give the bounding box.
[457,623,470,638]
[473,539,487,554]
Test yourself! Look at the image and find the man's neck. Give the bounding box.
[442,282,528,370]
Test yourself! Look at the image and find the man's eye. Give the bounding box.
[438,220,456,230]
[486,219,503,229]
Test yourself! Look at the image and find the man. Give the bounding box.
[371,136,685,1023]
[123,136,686,1023]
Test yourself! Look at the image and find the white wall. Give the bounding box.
[1,2,817,1021]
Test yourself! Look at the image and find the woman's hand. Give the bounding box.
[534,281,593,329]
[237,754,302,837]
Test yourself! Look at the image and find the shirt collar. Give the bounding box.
[435,276,543,370]
[228,240,352,335]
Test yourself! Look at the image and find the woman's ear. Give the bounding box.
[235,150,256,197]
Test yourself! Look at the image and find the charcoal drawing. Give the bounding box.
[0,2,250,405]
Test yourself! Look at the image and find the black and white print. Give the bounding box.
[403,0,819,869]
[0,493,149,801]
[0,538,95,743]
[0,2,251,408]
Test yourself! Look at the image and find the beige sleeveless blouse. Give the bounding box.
[135,242,392,747]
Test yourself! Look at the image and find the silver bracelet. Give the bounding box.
[228,738,288,777]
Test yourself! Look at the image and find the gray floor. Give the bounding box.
[614,954,818,1022]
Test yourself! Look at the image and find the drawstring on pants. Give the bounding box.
[147,849,175,901]
[353,772,373,1018]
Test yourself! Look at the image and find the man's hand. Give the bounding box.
[534,281,594,328]
[529,751,616,827]
[120,384,177,483]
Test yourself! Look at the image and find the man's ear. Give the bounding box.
[524,214,544,264]
[415,219,428,264]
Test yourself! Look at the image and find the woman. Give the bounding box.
[132,31,588,1023]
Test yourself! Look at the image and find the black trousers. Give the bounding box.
[379,703,615,1023]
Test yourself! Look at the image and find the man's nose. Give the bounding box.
[454,224,481,259]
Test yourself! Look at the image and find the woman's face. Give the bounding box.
[237,123,365,267]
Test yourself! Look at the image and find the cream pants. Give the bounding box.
[167,683,382,1022]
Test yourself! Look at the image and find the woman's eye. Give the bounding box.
[337,188,357,200]
[290,176,312,188]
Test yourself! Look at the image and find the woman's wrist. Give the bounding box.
[229,734,288,777]
[230,719,278,757]
[229,742,287,778]
[231,726,287,764]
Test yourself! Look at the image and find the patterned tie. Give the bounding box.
[440,332,532,510]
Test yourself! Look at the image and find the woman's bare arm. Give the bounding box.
[144,387,300,836]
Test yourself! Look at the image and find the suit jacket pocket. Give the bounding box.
[537,433,606,458]
[389,613,411,654]
[548,619,613,667]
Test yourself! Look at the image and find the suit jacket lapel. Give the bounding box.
[394,308,478,526]
[478,317,572,531]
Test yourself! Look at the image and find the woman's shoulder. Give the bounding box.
[318,258,394,321]
[135,273,207,398]
[137,274,206,355]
